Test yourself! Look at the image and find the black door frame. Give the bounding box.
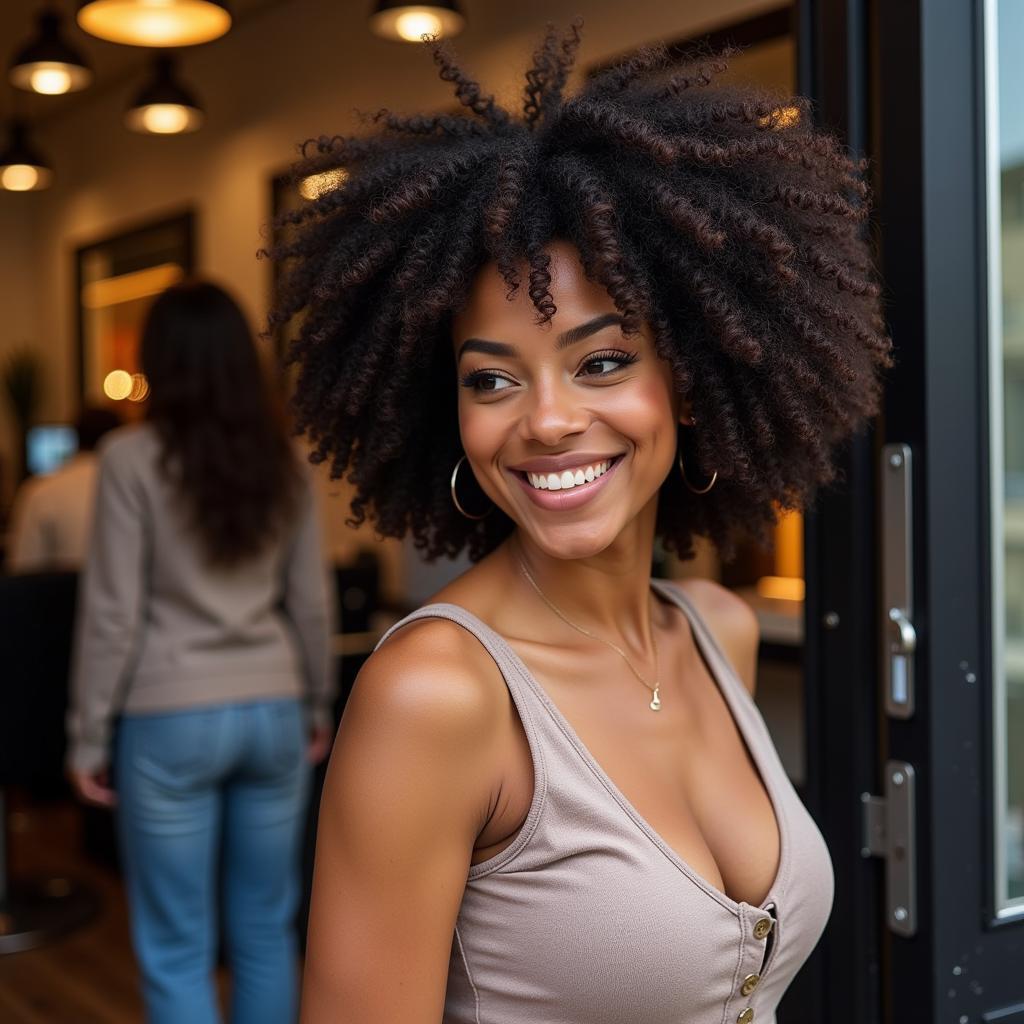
[798,2,884,1023]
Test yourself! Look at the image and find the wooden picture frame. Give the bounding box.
[74,210,195,414]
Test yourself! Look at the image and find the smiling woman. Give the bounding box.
[269,21,890,1024]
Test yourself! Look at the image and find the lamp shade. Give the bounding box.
[125,55,203,134]
[10,10,93,95]
[77,0,231,47]
[369,1,465,42]
[0,121,54,192]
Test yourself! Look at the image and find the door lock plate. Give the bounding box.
[882,443,916,718]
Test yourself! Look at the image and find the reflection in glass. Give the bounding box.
[991,0,1024,913]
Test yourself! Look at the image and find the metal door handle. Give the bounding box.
[888,607,917,653]
[882,444,916,718]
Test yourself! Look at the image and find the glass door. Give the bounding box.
[799,0,1024,1018]
[869,0,1024,1018]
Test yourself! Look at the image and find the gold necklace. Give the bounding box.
[516,550,662,712]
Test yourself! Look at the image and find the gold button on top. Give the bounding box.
[737,1008,754,1024]
[740,973,760,996]
[752,917,773,940]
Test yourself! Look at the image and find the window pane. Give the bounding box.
[991,0,1024,914]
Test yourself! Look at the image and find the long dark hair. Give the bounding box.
[141,279,302,566]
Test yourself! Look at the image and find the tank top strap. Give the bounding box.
[649,579,750,702]
[374,600,552,765]
[375,602,528,689]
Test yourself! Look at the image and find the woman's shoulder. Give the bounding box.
[663,577,760,695]
[354,610,510,738]
[91,424,163,494]
[669,576,756,622]
[96,422,159,465]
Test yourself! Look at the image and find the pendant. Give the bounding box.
[649,686,661,712]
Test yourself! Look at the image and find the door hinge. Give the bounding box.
[860,760,917,937]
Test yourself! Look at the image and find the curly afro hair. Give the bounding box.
[266,21,892,564]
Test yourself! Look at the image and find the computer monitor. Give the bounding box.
[26,424,77,476]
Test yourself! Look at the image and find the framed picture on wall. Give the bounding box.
[75,210,195,419]
[587,6,795,93]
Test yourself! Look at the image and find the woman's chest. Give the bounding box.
[473,647,782,907]
[457,800,833,1024]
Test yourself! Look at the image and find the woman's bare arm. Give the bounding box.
[300,618,506,1023]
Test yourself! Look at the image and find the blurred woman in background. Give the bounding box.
[67,280,334,1024]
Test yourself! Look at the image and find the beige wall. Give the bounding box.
[0,198,39,358]
[0,195,41,499]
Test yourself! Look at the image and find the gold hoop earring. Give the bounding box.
[450,455,492,520]
[678,420,718,495]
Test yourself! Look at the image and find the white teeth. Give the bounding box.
[525,459,612,492]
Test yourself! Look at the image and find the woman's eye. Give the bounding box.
[461,371,515,393]
[581,359,622,376]
[579,352,638,377]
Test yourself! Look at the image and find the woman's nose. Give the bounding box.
[520,380,590,446]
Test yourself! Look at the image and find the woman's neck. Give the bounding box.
[507,514,661,651]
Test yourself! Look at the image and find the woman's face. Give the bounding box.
[452,240,684,561]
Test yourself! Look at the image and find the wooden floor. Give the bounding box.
[0,794,147,1023]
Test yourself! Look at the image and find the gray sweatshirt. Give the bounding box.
[67,424,335,774]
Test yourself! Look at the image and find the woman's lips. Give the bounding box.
[511,455,623,512]
[509,451,621,474]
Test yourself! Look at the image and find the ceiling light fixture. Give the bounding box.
[10,8,93,95]
[0,121,54,192]
[77,0,231,47]
[368,1,465,42]
[125,54,204,134]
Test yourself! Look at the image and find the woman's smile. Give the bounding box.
[509,452,626,511]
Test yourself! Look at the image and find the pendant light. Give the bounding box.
[125,54,203,134]
[77,0,230,47]
[0,121,54,192]
[10,8,93,95]
[369,1,465,42]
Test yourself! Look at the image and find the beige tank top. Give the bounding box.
[376,579,834,1024]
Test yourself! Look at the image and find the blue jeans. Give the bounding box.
[114,699,312,1024]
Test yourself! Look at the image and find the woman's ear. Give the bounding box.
[678,398,694,426]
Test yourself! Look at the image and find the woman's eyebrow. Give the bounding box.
[457,312,624,362]
[555,312,625,350]
[457,337,515,360]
